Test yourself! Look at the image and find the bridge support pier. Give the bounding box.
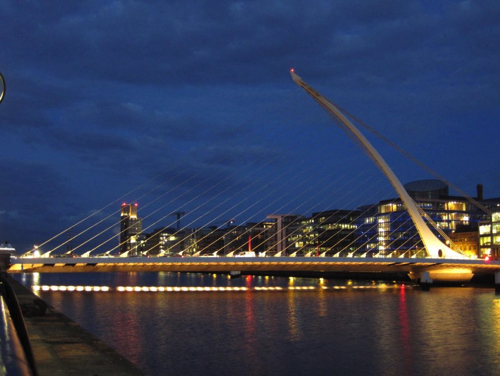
[0,250,12,272]
[230,271,242,280]
[495,271,500,294]
[420,271,433,291]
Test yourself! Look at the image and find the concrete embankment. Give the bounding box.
[6,275,145,376]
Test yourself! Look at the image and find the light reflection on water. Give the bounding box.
[14,272,500,376]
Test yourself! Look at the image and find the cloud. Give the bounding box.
[0,1,421,84]
[0,160,76,251]
[3,1,499,101]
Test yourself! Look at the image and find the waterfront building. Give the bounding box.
[141,227,174,256]
[117,181,500,259]
[142,227,196,256]
[357,180,493,257]
[246,221,278,256]
[312,209,361,256]
[119,203,142,256]
[449,229,480,258]
[479,211,500,259]
[267,215,308,255]
[354,204,380,256]
[200,222,273,256]
[263,211,361,256]
[195,226,229,256]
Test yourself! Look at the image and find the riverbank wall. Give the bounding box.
[5,275,145,376]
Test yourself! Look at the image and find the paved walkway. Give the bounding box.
[6,275,145,376]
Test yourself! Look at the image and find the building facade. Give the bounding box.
[119,181,500,259]
[479,211,500,259]
[357,180,493,257]
[119,203,142,256]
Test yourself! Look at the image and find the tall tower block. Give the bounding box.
[120,203,142,255]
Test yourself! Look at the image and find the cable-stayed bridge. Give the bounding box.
[8,255,499,284]
[10,71,500,289]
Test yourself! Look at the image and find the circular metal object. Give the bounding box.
[0,73,5,103]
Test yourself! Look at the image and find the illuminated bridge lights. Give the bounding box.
[254,286,284,291]
[32,284,407,293]
[34,285,111,292]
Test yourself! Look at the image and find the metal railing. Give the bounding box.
[0,276,38,375]
[0,72,5,103]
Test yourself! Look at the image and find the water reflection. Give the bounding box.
[287,291,300,342]
[492,298,500,352]
[398,286,412,373]
[317,288,327,318]
[13,273,500,376]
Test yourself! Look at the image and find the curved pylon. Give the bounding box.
[291,70,464,259]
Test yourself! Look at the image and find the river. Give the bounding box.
[13,272,500,376]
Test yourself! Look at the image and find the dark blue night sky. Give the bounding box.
[1,1,499,253]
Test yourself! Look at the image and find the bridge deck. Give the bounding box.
[9,257,500,275]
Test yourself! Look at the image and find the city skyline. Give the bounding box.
[1,1,499,252]
[43,178,495,260]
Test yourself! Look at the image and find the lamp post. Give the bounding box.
[0,73,5,103]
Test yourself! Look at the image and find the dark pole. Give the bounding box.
[0,73,5,103]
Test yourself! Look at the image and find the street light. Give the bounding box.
[0,73,5,103]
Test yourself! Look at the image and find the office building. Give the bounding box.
[120,203,142,256]
[357,180,493,257]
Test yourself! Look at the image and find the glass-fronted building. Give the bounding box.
[357,180,492,257]
[123,181,500,259]
[479,211,500,258]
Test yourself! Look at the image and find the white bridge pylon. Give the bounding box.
[291,70,464,259]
